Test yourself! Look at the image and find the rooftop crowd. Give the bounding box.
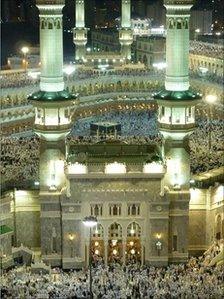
[1,258,223,299]
[190,41,224,60]
[0,136,39,188]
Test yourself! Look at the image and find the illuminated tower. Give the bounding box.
[73,0,88,61]
[29,0,77,266]
[119,0,133,61]
[153,0,201,264]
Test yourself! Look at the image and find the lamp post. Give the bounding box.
[205,95,217,151]
[155,233,162,256]
[21,46,29,72]
[83,216,97,299]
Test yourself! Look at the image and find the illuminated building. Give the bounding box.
[0,0,223,271]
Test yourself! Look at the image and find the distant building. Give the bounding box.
[190,10,213,37]
[135,36,166,67]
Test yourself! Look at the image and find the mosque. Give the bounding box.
[1,0,223,272]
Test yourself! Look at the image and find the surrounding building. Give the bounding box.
[135,36,166,67]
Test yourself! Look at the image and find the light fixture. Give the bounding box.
[112,240,117,246]
[156,233,161,239]
[95,241,99,247]
[205,94,217,104]
[112,249,117,255]
[95,249,99,255]
[69,234,75,241]
[129,241,134,246]
[21,46,29,55]
[130,249,135,255]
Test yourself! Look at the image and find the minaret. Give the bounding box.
[73,0,88,61]
[153,0,201,264]
[119,0,133,61]
[28,0,77,267]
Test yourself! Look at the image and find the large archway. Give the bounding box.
[91,224,104,264]
[108,222,123,264]
[126,222,142,263]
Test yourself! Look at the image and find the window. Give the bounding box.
[109,204,121,216]
[128,204,140,216]
[173,235,178,251]
[91,204,103,216]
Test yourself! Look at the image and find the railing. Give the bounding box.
[159,123,195,130]
[34,123,72,131]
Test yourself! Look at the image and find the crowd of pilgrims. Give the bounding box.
[1,110,223,187]
[1,258,223,299]
[189,41,224,60]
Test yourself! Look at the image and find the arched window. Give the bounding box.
[127,222,141,238]
[108,222,122,238]
[48,22,53,29]
[92,224,104,238]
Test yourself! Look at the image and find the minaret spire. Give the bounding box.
[153,0,202,264]
[165,0,192,91]
[119,0,133,61]
[37,0,65,92]
[73,0,88,61]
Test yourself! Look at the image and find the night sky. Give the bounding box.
[1,0,223,66]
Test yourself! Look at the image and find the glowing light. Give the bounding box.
[205,94,217,104]
[112,249,117,255]
[112,240,117,246]
[68,163,87,174]
[69,234,75,241]
[63,65,76,76]
[143,162,164,173]
[195,28,200,33]
[83,216,97,228]
[95,241,99,247]
[156,233,161,239]
[152,62,166,70]
[105,162,126,174]
[95,249,99,255]
[129,241,134,246]
[130,249,135,255]
[21,46,29,54]
[130,228,135,235]
[28,71,40,79]
[199,67,208,74]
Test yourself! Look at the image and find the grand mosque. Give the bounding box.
[0,0,223,273]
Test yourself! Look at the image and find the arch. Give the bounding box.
[215,214,222,240]
[127,222,141,238]
[92,223,104,238]
[108,222,122,239]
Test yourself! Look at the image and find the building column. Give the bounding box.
[104,237,108,265]
[122,237,126,265]
[141,238,145,266]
